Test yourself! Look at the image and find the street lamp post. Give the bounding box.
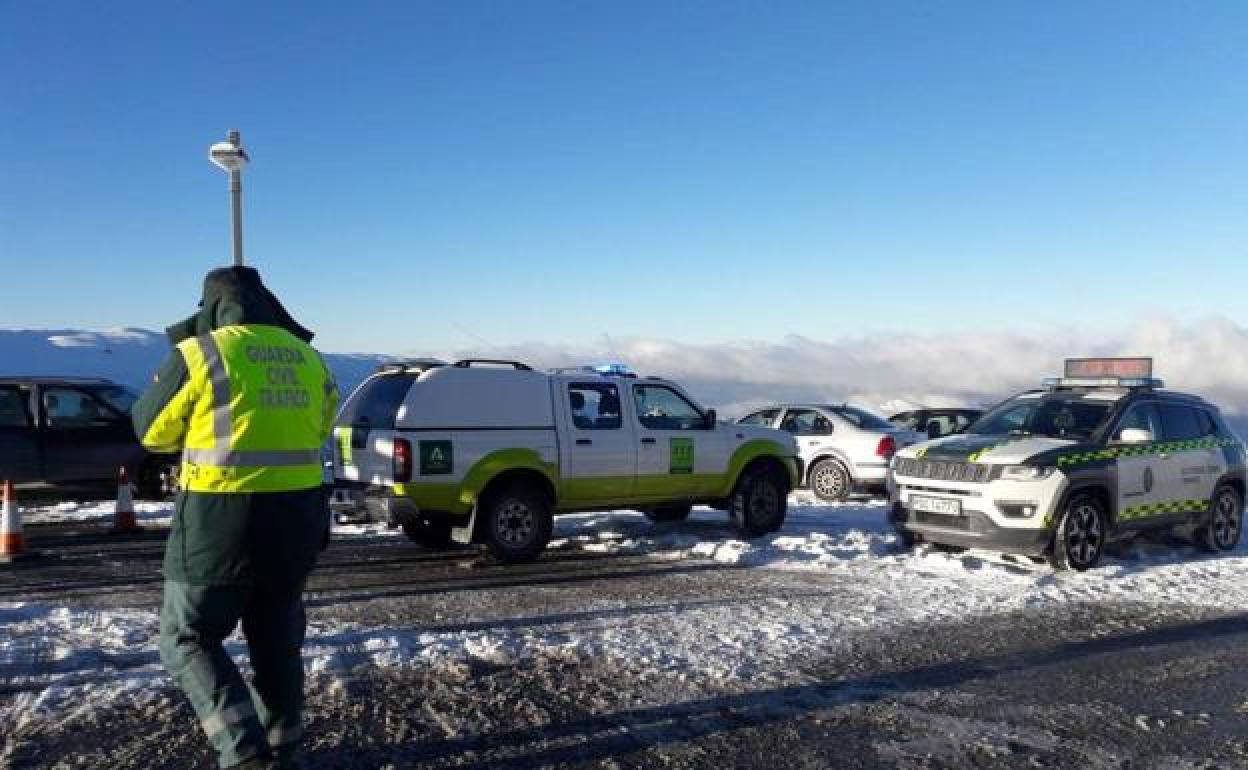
[208,129,250,267]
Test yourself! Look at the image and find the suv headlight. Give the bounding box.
[1000,465,1055,482]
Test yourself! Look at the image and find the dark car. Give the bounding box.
[889,408,984,440]
[0,377,177,498]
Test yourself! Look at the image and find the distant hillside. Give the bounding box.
[0,328,392,395]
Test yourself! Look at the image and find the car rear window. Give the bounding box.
[830,406,894,431]
[337,374,416,429]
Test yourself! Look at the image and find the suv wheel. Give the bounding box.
[1197,485,1242,553]
[809,459,851,502]
[1048,493,1108,571]
[481,484,553,563]
[731,467,787,536]
[644,504,692,523]
[401,515,454,549]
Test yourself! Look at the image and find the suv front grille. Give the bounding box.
[895,457,993,483]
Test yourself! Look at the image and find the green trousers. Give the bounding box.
[160,579,308,768]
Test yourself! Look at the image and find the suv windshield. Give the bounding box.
[967,394,1113,441]
[828,406,894,432]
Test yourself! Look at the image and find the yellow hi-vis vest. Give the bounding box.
[172,325,335,493]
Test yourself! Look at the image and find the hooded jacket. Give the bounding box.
[133,267,336,585]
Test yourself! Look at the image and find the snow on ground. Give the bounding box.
[23,500,175,527]
[5,493,1248,749]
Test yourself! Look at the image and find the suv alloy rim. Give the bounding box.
[496,499,536,546]
[1213,490,1241,549]
[1064,501,1103,567]
[812,464,845,499]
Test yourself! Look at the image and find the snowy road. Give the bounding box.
[3,495,1248,768]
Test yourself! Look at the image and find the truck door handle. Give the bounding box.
[641,438,657,445]
[576,439,592,446]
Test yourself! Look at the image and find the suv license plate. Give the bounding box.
[911,495,961,516]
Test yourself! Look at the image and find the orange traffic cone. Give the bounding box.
[0,480,26,562]
[109,467,140,535]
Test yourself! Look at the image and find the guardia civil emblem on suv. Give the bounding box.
[889,358,1246,570]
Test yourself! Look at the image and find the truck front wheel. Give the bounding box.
[481,484,553,563]
[731,466,787,536]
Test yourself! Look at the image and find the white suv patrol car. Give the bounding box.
[332,360,801,562]
[889,358,1246,570]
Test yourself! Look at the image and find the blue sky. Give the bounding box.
[2,2,1246,354]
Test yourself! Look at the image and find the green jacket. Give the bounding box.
[134,267,337,585]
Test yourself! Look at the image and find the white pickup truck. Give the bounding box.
[332,360,801,562]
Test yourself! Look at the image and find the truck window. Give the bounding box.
[337,374,416,429]
[568,383,621,430]
[0,387,29,427]
[632,385,706,431]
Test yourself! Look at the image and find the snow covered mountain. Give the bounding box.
[0,328,392,395]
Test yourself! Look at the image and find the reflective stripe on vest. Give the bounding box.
[196,332,234,449]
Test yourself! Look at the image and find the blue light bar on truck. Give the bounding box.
[593,363,637,378]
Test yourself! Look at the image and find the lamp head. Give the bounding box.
[209,133,249,172]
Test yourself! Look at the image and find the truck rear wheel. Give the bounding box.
[731,466,787,536]
[481,484,553,563]
[401,515,454,549]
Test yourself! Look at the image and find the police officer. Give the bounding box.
[133,267,338,770]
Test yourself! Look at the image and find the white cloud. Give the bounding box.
[428,315,1248,422]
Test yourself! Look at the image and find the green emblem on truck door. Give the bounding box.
[670,438,694,474]
[420,440,453,475]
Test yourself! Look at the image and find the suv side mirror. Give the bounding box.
[1118,427,1153,444]
[703,409,717,429]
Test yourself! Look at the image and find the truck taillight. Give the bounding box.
[876,436,897,458]
[393,438,413,482]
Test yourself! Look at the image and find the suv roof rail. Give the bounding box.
[452,359,533,371]
[375,358,447,374]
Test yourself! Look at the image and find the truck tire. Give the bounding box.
[731,466,787,536]
[644,504,692,522]
[1047,493,1108,571]
[809,458,851,502]
[481,483,553,563]
[1196,484,1242,553]
[401,515,454,549]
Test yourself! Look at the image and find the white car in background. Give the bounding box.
[738,404,925,501]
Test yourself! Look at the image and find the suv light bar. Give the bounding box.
[1042,377,1164,389]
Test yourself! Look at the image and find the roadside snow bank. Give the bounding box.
[23,501,174,526]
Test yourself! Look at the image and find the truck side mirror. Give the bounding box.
[704,408,717,429]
